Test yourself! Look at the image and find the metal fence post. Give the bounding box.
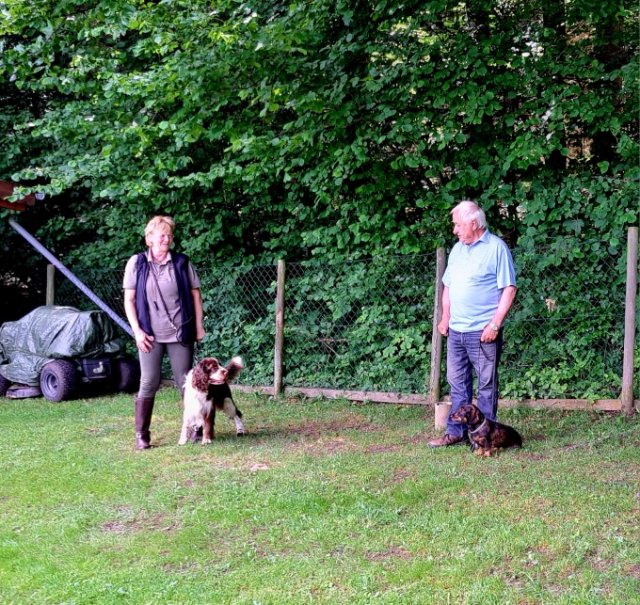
[46,264,56,305]
[429,247,446,410]
[621,226,638,415]
[274,259,286,397]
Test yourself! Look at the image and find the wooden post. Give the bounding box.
[621,226,638,416]
[46,264,55,305]
[273,259,286,397]
[428,248,446,408]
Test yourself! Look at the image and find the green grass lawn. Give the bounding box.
[0,388,638,605]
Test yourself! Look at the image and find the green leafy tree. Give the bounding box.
[1,0,637,268]
[0,1,636,397]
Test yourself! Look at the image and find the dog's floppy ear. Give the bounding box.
[192,359,210,391]
[225,356,244,383]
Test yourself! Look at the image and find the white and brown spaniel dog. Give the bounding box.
[178,356,245,445]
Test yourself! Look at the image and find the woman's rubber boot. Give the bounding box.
[134,396,155,449]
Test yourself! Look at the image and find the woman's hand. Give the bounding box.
[134,329,154,353]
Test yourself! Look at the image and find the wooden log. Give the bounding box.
[232,385,275,396]
[283,386,430,405]
[233,387,638,411]
[498,398,623,412]
[169,381,638,412]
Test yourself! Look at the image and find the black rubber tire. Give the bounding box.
[40,360,79,402]
[0,373,11,396]
[116,358,140,393]
[6,384,42,399]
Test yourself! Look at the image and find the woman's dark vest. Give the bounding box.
[134,252,196,345]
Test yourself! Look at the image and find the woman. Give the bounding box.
[123,215,205,450]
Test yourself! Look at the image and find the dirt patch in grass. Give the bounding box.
[290,435,359,457]
[101,511,179,535]
[248,461,271,472]
[365,443,402,454]
[402,433,429,445]
[522,451,546,461]
[101,520,130,534]
[161,560,200,574]
[385,467,417,486]
[627,564,640,579]
[365,546,413,562]
[284,423,427,458]
[276,415,384,456]
[285,416,383,438]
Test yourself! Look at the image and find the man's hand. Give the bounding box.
[437,318,449,337]
[480,323,500,343]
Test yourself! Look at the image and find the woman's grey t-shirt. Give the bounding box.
[123,251,201,343]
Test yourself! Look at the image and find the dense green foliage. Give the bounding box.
[0,1,637,399]
[0,0,637,268]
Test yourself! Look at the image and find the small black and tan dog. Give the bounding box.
[450,404,522,457]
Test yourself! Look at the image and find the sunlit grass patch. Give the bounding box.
[1,389,638,604]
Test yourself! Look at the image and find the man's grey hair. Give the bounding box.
[451,200,487,229]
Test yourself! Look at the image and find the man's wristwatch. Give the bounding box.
[489,322,500,331]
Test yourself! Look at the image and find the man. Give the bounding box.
[430,200,517,447]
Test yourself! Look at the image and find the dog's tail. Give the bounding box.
[225,356,244,383]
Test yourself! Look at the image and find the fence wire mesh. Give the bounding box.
[49,234,637,400]
[504,236,631,400]
[283,255,435,393]
[56,268,128,328]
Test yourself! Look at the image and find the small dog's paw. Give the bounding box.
[201,437,213,445]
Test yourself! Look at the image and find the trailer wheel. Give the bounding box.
[40,360,79,402]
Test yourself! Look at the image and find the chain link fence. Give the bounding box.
[505,237,631,400]
[283,255,435,393]
[52,233,638,401]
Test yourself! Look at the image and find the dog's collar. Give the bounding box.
[468,418,488,435]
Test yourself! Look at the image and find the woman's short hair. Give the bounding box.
[452,200,487,229]
[144,215,175,245]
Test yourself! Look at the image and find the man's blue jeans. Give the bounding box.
[446,328,503,438]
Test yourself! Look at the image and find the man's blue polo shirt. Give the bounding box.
[442,230,516,332]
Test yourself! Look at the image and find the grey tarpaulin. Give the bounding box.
[0,306,123,385]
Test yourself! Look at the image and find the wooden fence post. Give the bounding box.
[273,259,286,397]
[621,226,638,416]
[428,248,446,409]
[46,264,55,305]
